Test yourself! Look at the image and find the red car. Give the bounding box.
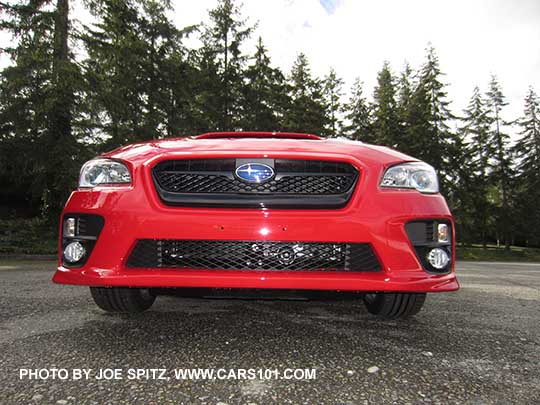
[53,132,459,319]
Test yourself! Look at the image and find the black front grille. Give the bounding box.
[155,173,353,195]
[126,240,381,272]
[152,158,359,208]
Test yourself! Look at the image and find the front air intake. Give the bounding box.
[126,240,381,272]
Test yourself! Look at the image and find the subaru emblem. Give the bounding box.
[235,163,274,183]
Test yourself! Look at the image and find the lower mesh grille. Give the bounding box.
[126,240,381,272]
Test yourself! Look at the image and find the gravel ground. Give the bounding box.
[0,261,539,404]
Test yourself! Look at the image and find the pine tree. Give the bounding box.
[404,82,430,158]
[283,53,328,135]
[45,0,84,213]
[0,0,83,215]
[322,68,344,137]
[419,46,455,160]
[240,37,288,131]
[159,46,201,136]
[396,62,414,153]
[83,0,150,144]
[0,0,55,212]
[343,78,373,142]
[458,86,493,246]
[371,61,400,147]
[462,87,492,178]
[397,62,414,113]
[486,75,513,249]
[83,0,193,144]
[513,87,540,245]
[138,0,196,138]
[408,46,456,195]
[199,0,253,131]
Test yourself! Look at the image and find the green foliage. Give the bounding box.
[396,62,413,148]
[82,0,196,144]
[343,78,372,141]
[455,245,540,262]
[456,86,494,245]
[397,63,413,115]
[514,88,540,179]
[513,87,540,246]
[0,0,85,216]
[0,217,57,254]
[0,0,56,206]
[283,53,328,134]
[485,75,513,249]
[199,0,253,131]
[322,68,344,137]
[240,37,288,131]
[410,46,456,195]
[371,61,400,147]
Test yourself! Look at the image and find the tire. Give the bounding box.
[363,292,426,319]
[90,287,155,313]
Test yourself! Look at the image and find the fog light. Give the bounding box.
[437,223,449,243]
[64,241,86,263]
[427,248,450,270]
[63,218,76,238]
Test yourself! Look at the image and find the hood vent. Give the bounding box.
[195,132,322,140]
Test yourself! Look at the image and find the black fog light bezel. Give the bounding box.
[405,219,453,274]
[61,213,104,268]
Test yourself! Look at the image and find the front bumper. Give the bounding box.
[53,153,459,293]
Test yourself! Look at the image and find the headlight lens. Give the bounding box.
[380,162,439,193]
[79,159,131,188]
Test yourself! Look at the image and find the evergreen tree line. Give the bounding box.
[1,0,539,248]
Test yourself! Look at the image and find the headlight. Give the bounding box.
[79,159,131,188]
[380,162,439,193]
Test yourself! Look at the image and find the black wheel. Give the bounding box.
[363,292,426,319]
[90,287,155,313]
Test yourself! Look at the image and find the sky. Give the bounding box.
[1,0,539,131]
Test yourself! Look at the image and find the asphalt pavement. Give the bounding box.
[0,260,539,404]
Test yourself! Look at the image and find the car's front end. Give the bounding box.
[53,132,459,318]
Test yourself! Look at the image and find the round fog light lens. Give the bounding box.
[427,248,450,270]
[64,242,86,263]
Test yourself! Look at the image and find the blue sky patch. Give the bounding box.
[319,0,339,14]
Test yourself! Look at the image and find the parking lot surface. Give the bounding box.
[0,261,539,404]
